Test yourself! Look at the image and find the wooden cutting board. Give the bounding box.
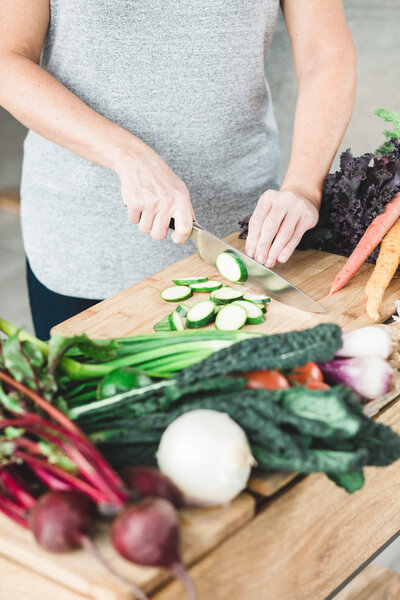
[51,232,400,501]
[52,233,400,339]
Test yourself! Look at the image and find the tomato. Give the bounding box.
[288,362,324,386]
[243,370,290,390]
[305,380,330,391]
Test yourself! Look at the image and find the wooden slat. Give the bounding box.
[51,233,400,339]
[151,401,400,600]
[0,494,254,600]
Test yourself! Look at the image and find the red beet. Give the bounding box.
[29,489,95,552]
[111,498,197,600]
[29,490,149,600]
[120,466,185,508]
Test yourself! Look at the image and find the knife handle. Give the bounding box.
[169,219,201,232]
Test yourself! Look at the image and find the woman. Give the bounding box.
[0,0,356,339]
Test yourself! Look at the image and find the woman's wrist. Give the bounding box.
[280,180,322,208]
[105,127,146,175]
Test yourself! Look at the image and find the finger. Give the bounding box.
[254,206,286,266]
[264,212,300,268]
[151,211,170,241]
[138,209,155,234]
[245,198,272,258]
[277,220,308,263]
[170,209,193,243]
[126,207,141,225]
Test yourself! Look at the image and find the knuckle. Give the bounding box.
[151,230,167,241]
[249,214,263,227]
[139,221,151,233]
[278,222,294,236]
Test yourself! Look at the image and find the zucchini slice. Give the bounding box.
[160,285,192,302]
[212,287,244,304]
[189,280,222,292]
[243,293,271,304]
[216,250,248,283]
[215,304,247,331]
[186,300,216,329]
[232,300,265,325]
[172,276,208,286]
[169,311,185,331]
[153,315,173,332]
[176,303,190,317]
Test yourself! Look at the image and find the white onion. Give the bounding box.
[156,409,256,505]
[335,326,392,359]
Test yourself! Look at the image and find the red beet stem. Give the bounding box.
[24,414,127,500]
[0,416,127,505]
[0,495,29,528]
[169,562,198,600]
[20,424,124,505]
[29,464,73,492]
[0,469,36,510]
[15,451,113,505]
[0,371,82,436]
[8,429,122,505]
[81,536,149,600]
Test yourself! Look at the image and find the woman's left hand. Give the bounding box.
[245,189,319,268]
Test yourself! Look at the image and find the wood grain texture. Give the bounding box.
[335,563,400,600]
[51,233,400,339]
[151,402,400,600]
[0,554,85,600]
[0,494,254,599]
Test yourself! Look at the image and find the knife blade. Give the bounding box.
[172,220,325,313]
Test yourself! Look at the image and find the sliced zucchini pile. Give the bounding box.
[156,273,270,331]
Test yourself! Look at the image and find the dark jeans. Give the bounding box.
[26,260,102,340]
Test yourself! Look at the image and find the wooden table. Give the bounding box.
[4,234,400,600]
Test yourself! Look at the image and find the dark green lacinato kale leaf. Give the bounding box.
[178,323,342,384]
[72,375,246,424]
[82,384,400,493]
[327,471,365,493]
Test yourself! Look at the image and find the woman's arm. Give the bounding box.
[245,0,356,267]
[0,0,194,242]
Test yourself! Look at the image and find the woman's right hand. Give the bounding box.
[115,139,195,244]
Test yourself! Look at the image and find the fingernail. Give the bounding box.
[246,247,254,258]
[266,258,274,268]
[257,255,264,264]
[280,254,287,263]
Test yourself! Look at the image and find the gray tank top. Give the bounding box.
[21,0,280,299]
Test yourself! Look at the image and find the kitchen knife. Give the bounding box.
[169,219,325,313]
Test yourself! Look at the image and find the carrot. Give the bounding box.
[365,218,400,320]
[329,193,400,295]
